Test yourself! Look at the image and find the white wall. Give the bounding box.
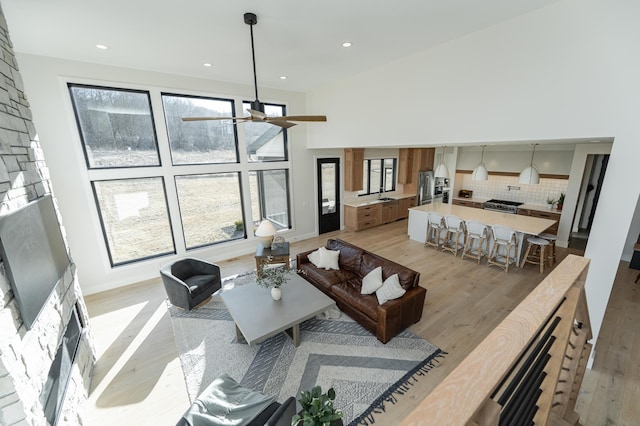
[15,54,324,295]
[306,0,640,354]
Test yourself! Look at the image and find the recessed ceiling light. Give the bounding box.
[280,76,287,80]
[341,42,352,48]
[203,63,213,67]
[95,44,109,50]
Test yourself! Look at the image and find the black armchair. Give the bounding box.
[160,257,222,310]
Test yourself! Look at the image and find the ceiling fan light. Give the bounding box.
[519,166,540,184]
[471,163,488,181]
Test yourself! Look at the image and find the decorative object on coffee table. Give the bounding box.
[292,385,343,426]
[255,242,290,278]
[255,264,294,300]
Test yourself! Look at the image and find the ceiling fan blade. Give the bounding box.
[267,120,297,129]
[248,109,267,120]
[278,115,327,122]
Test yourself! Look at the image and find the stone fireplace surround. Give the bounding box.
[0,6,96,425]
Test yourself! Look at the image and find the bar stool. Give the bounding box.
[425,212,444,250]
[520,237,550,273]
[441,215,465,256]
[538,233,557,267]
[462,221,489,264]
[487,225,518,273]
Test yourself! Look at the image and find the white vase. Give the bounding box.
[271,286,282,301]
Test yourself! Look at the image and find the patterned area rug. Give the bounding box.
[168,273,446,425]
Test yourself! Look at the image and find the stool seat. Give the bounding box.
[487,225,518,273]
[521,237,550,273]
[441,215,465,256]
[462,220,489,264]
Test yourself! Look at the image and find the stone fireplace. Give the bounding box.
[0,6,96,426]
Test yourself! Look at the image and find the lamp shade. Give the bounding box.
[434,162,449,178]
[519,166,540,184]
[255,219,277,248]
[471,163,488,181]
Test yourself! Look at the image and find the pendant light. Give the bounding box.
[471,145,488,181]
[434,146,449,178]
[519,143,540,185]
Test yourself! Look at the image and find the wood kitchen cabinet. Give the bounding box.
[453,199,484,209]
[414,148,435,172]
[398,148,414,184]
[398,196,417,219]
[344,148,365,191]
[517,208,561,234]
[381,200,399,224]
[345,203,381,231]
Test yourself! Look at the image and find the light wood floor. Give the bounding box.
[83,220,639,425]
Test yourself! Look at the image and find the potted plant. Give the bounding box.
[546,197,556,210]
[234,220,244,231]
[557,193,565,211]
[255,263,294,300]
[291,386,343,426]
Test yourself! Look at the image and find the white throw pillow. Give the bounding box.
[317,247,340,270]
[308,248,323,268]
[376,274,406,304]
[361,266,384,295]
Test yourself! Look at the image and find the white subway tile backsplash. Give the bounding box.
[455,173,568,206]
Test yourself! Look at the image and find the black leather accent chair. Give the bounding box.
[160,258,221,310]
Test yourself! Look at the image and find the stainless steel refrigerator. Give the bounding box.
[417,170,434,205]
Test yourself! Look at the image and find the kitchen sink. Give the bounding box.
[378,197,395,202]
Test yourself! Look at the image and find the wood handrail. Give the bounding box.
[401,254,590,425]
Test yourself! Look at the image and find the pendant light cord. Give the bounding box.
[529,144,537,166]
[480,145,485,162]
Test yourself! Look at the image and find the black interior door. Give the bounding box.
[317,158,340,234]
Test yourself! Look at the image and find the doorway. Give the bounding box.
[317,158,340,234]
[570,154,609,250]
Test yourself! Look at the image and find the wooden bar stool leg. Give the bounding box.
[539,245,545,273]
[520,243,533,268]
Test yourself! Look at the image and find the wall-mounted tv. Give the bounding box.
[0,195,70,330]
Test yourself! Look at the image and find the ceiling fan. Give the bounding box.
[182,12,327,129]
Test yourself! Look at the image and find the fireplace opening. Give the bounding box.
[40,303,84,425]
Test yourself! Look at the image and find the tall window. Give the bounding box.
[69,83,291,266]
[358,158,397,196]
[92,178,175,265]
[175,173,245,249]
[69,84,160,169]
[162,93,238,164]
[249,169,291,230]
[243,102,288,162]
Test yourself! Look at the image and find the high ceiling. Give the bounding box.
[1,0,563,93]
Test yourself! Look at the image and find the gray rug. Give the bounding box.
[168,273,446,425]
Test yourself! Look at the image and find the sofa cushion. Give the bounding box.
[326,239,364,274]
[318,247,340,270]
[298,263,357,291]
[360,253,416,290]
[361,266,383,295]
[332,279,379,321]
[308,248,322,268]
[376,274,406,305]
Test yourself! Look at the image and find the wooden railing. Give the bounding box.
[401,254,591,426]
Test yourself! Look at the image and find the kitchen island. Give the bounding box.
[408,202,557,261]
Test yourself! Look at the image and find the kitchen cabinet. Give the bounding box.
[344,148,364,191]
[398,148,414,183]
[452,199,484,209]
[398,196,417,219]
[413,148,435,172]
[517,208,561,235]
[381,200,399,224]
[345,203,381,231]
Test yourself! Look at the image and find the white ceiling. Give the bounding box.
[1,0,564,93]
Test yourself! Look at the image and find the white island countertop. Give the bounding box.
[409,202,556,236]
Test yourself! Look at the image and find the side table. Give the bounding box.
[255,242,290,277]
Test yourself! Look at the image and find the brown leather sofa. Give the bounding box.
[296,239,426,343]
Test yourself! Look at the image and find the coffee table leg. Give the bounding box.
[235,323,246,343]
[283,324,301,347]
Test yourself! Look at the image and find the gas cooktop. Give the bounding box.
[485,199,524,207]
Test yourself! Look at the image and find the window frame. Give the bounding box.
[249,168,292,231]
[242,101,289,163]
[358,158,398,196]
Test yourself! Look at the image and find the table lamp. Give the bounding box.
[255,219,277,249]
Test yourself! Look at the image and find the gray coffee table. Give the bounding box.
[221,273,336,346]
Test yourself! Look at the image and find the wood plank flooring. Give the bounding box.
[83,220,639,425]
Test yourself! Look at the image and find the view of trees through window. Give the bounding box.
[69,83,291,266]
[358,158,397,196]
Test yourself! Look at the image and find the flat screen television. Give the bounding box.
[0,195,70,330]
